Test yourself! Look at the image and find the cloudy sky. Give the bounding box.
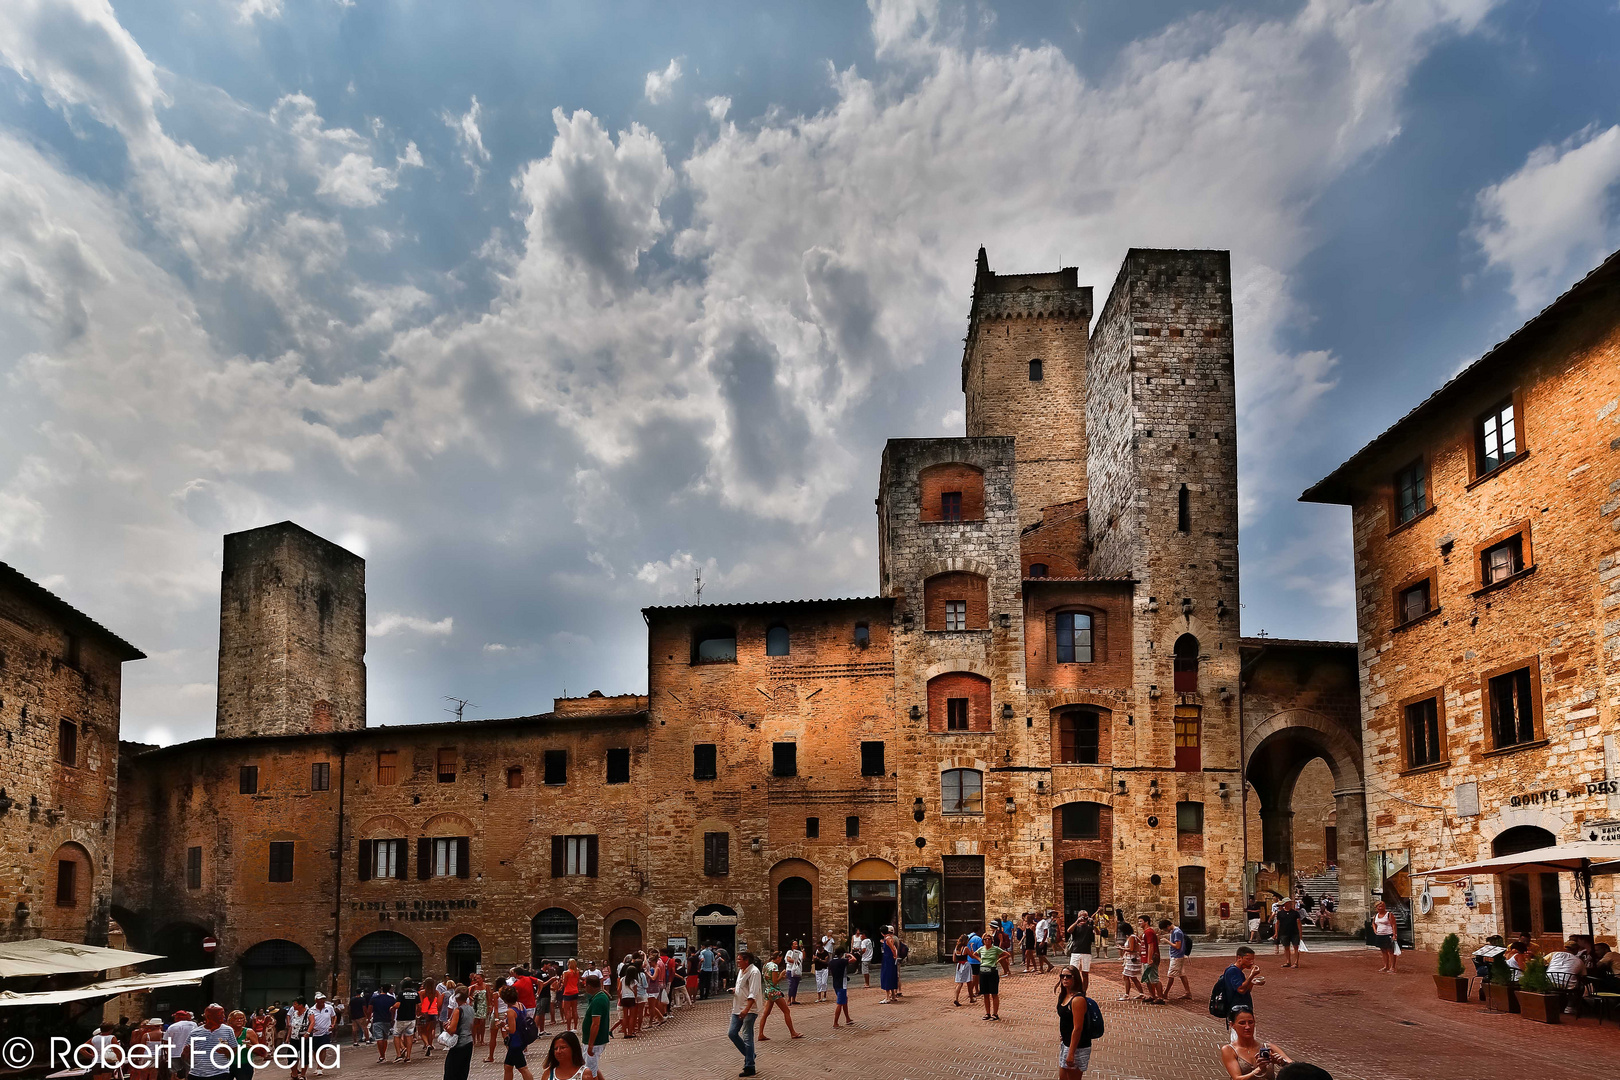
[2,0,1617,744]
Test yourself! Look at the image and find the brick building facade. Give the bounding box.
[113,248,1362,1007]
[1,562,144,946]
[1304,249,1620,948]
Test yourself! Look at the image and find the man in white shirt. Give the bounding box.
[784,942,804,1004]
[185,1006,235,1080]
[1547,944,1586,1014]
[860,932,876,987]
[308,993,337,1076]
[164,1011,198,1078]
[1035,912,1053,973]
[728,952,761,1078]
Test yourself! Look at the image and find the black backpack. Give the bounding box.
[1083,997,1104,1041]
[1208,976,1230,1019]
[1180,931,1194,956]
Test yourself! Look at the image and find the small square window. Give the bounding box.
[1060,802,1100,839]
[694,743,718,781]
[1056,612,1093,663]
[1176,802,1204,834]
[860,741,885,777]
[437,748,457,783]
[606,747,630,784]
[311,762,331,791]
[1394,459,1427,524]
[1029,358,1044,381]
[772,742,797,778]
[845,815,860,838]
[1398,581,1431,624]
[806,816,819,839]
[1482,536,1524,585]
[239,765,259,795]
[941,492,963,522]
[543,749,567,785]
[945,600,966,631]
[947,698,969,731]
[854,623,870,648]
[1028,563,1048,578]
[186,846,202,890]
[506,766,523,789]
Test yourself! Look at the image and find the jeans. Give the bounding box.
[786,973,800,1000]
[727,1013,756,1069]
[699,971,713,999]
[441,1041,473,1080]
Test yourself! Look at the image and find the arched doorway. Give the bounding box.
[692,904,737,958]
[1062,860,1100,923]
[609,920,643,972]
[531,909,579,963]
[777,878,813,952]
[239,940,315,1010]
[447,934,481,981]
[1494,825,1563,943]
[847,859,898,941]
[350,931,422,994]
[148,923,213,1016]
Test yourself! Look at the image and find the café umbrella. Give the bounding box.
[1415,839,1620,942]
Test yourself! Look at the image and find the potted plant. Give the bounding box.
[1515,957,1560,1024]
[1433,933,1469,1002]
[1485,954,1519,1014]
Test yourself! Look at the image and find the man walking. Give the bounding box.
[699,944,716,1000]
[729,952,761,1078]
[1161,919,1193,999]
[1220,947,1261,1028]
[307,993,336,1076]
[1276,898,1304,968]
[1139,916,1165,1004]
[828,946,854,1028]
[1066,911,1094,995]
[368,984,395,1062]
[580,974,611,1079]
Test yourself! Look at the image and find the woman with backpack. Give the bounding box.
[1056,964,1100,1078]
[497,987,536,1080]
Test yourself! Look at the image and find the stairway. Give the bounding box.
[1292,868,1363,944]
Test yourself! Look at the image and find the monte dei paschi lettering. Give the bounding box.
[1508,780,1620,807]
[352,898,480,922]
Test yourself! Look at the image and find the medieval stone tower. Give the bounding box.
[216,521,367,738]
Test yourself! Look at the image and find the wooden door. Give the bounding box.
[1179,866,1207,934]
[942,856,985,944]
[777,877,813,952]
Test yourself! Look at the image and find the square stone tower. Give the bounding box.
[961,248,1093,529]
[216,521,367,738]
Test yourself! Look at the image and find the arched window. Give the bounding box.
[942,769,983,815]
[531,909,579,962]
[692,625,737,664]
[924,572,988,632]
[1178,484,1191,532]
[350,931,422,994]
[239,939,315,1011]
[1029,358,1043,381]
[1056,612,1093,663]
[766,624,790,657]
[1055,708,1104,764]
[1028,563,1048,578]
[1173,634,1199,693]
[927,672,991,732]
[1494,826,1562,937]
[918,463,985,523]
[853,623,870,648]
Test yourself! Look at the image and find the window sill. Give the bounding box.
[690,659,739,667]
[1482,738,1548,760]
[917,518,986,526]
[1465,449,1529,491]
[1398,760,1451,778]
[924,628,992,636]
[1387,504,1436,538]
[932,729,993,736]
[1392,607,1442,633]
[942,813,985,820]
[1472,564,1536,597]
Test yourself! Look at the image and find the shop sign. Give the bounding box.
[1507,779,1618,807]
[1585,818,1620,843]
[694,913,738,926]
[351,898,479,923]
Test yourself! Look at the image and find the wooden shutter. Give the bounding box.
[392,839,407,879]
[586,835,599,878]
[417,837,431,880]
[551,835,565,878]
[358,840,373,881]
[1058,714,1075,763]
[456,837,470,879]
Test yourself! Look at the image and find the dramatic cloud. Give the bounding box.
[1472,124,1620,310]
[444,95,491,184]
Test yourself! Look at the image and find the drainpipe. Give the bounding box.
[331,738,348,996]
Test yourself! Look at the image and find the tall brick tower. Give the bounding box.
[1088,249,1243,912]
[961,248,1093,529]
[216,521,367,738]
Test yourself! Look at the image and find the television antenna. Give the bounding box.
[443,696,476,721]
[694,567,704,605]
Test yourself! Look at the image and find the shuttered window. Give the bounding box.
[550,835,598,877]
[703,831,729,876]
[268,842,294,882]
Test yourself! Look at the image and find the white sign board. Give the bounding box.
[1585,818,1620,843]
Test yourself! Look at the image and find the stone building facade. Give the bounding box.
[114,248,1363,1006]
[1304,248,1620,948]
[1,562,144,946]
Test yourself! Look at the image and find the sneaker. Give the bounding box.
[739,1069,756,1078]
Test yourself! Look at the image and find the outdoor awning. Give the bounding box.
[0,967,222,1008]
[0,939,164,978]
[1415,840,1620,878]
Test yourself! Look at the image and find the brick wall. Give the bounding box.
[1021,498,1087,577]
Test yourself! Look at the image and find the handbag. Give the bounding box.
[434,1029,458,1051]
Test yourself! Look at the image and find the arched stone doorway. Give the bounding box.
[1494,825,1564,944]
[531,909,579,964]
[847,858,898,941]
[777,878,813,952]
[608,920,643,972]
[447,934,481,981]
[239,939,315,1010]
[350,931,422,994]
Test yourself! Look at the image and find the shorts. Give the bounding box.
[619,998,635,1009]
[392,1021,416,1037]
[1373,934,1395,951]
[1070,953,1092,973]
[860,959,871,974]
[1058,1043,1092,1071]
[583,1043,604,1074]
[815,971,829,991]
[978,971,1000,996]
[1167,956,1186,978]
[1037,942,1049,956]
[968,963,981,980]
[955,963,971,984]
[1249,919,1261,933]
[502,1047,526,1069]
[1142,963,1160,985]
[370,1022,390,1041]
[1279,931,1301,947]
[1122,959,1143,979]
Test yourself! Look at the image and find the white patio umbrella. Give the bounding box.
[1415,840,1620,942]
